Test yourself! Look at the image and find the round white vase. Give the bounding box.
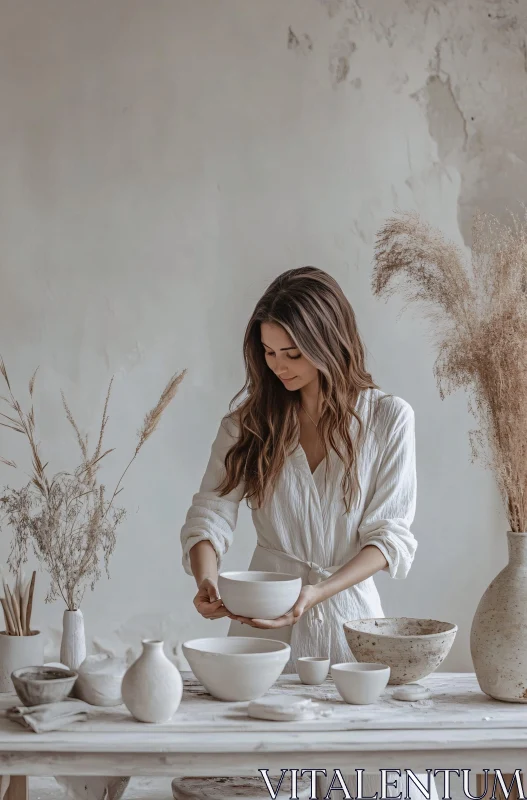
[122,639,183,723]
[470,531,527,702]
[60,609,87,672]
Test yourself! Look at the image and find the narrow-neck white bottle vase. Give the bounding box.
[121,639,183,723]
[60,609,87,671]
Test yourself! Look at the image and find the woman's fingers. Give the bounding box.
[205,598,224,609]
[192,577,232,620]
[200,606,230,619]
[292,601,305,618]
[194,596,229,619]
[204,609,230,619]
[230,614,254,625]
[255,614,294,628]
[194,596,220,608]
[231,613,294,629]
[202,596,219,607]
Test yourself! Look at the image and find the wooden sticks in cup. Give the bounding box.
[0,568,36,636]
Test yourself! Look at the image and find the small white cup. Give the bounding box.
[331,662,390,704]
[296,656,330,685]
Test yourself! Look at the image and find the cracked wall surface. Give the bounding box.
[0,0,522,671]
[317,0,527,241]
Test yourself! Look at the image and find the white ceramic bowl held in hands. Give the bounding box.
[331,662,391,705]
[218,571,302,619]
[182,637,291,701]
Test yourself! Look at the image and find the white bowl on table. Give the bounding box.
[182,637,291,701]
[218,571,302,619]
[331,662,391,705]
[296,656,330,685]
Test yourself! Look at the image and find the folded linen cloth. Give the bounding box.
[6,699,90,732]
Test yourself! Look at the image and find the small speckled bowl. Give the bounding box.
[343,617,457,685]
[11,666,78,706]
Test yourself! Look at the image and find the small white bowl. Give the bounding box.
[182,636,291,701]
[296,656,330,685]
[331,662,390,705]
[218,571,302,619]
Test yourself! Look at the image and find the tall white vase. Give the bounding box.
[470,531,527,702]
[60,609,87,671]
[122,639,183,723]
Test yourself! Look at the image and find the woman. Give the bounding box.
[180,267,432,798]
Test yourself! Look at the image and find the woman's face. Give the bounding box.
[260,321,318,391]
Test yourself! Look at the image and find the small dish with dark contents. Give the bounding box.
[11,665,78,706]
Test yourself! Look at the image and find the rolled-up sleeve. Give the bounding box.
[358,400,417,579]
[180,416,245,575]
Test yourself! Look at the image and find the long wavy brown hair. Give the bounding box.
[215,267,378,512]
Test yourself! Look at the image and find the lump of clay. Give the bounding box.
[248,694,329,721]
[76,654,128,706]
[391,683,431,701]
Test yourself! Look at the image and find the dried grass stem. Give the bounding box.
[0,363,186,609]
[373,209,527,532]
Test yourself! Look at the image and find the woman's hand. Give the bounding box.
[193,578,230,620]
[230,584,321,629]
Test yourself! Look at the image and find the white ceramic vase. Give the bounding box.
[60,609,87,672]
[0,631,44,692]
[122,639,183,723]
[470,531,527,702]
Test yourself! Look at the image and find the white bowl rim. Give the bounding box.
[331,662,390,673]
[343,617,458,639]
[219,571,301,583]
[182,636,291,656]
[297,656,330,663]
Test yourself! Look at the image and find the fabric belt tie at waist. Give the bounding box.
[255,544,341,624]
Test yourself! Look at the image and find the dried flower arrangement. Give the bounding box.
[0,359,186,611]
[373,208,527,532]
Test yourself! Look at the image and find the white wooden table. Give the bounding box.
[0,672,526,798]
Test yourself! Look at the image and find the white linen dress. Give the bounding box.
[181,388,418,661]
[181,387,437,799]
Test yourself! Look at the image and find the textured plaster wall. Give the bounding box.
[0,0,524,671]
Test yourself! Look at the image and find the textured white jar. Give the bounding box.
[0,631,44,692]
[122,639,183,723]
[76,654,127,706]
[60,609,87,671]
[471,531,527,702]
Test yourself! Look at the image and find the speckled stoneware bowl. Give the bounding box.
[343,617,457,685]
[11,666,78,706]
